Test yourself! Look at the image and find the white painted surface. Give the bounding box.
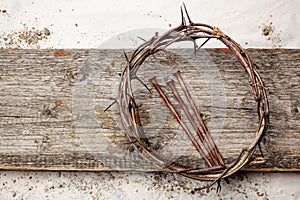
[0,0,300,199]
[0,171,299,200]
[1,0,300,48]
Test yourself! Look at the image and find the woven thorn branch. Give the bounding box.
[107,3,270,191]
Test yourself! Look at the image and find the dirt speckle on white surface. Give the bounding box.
[262,23,273,36]
[260,22,283,47]
[0,171,299,199]
[0,25,51,49]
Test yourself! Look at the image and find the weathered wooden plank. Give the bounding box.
[0,48,299,172]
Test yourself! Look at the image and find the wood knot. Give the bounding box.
[291,107,298,114]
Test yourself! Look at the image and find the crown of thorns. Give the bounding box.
[106,4,269,192]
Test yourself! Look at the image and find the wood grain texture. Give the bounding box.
[0,48,299,172]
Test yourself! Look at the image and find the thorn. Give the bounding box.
[135,76,152,94]
[254,63,260,69]
[216,180,222,193]
[104,99,117,112]
[180,6,186,26]
[137,36,147,42]
[183,3,193,24]
[123,50,129,63]
[197,38,211,51]
[258,143,264,157]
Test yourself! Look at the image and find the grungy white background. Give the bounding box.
[1,0,300,48]
[0,0,300,200]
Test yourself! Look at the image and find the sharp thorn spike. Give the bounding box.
[183,3,193,24]
[197,38,211,51]
[180,6,186,26]
[216,180,222,193]
[104,99,117,112]
[123,50,129,63]
[258,143,264,157]
[137,36,147,42]
[136,76,152,94]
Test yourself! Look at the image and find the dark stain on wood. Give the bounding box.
[214,48,233,55]
[54,50,70,57]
